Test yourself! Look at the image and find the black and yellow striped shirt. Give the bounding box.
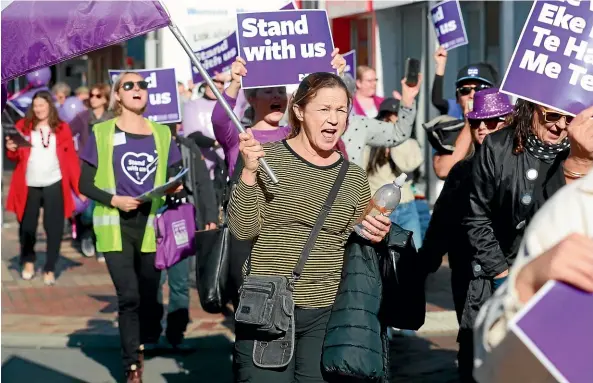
[227,140,371,308]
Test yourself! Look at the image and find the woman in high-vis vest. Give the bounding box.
[78,72,183,383]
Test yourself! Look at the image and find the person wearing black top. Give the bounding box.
[420,88,513,382]
[461,101,593,381]
[431,46,498,179]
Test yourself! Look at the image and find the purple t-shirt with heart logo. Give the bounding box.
[80,126,182,197]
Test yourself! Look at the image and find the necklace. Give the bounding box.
[39,127,51,148]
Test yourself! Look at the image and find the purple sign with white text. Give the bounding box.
[236,10,335,89]
[109,68,181,124]
[430,0,468,51]
[6,86,51,116]
[191,32,239,84]
[510,281,593,383]
[500,0,593,116]
[343,50,356,80]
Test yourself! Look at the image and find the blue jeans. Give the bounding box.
[390,201,423,249]
[159,257,190,344]
[415,199,432,241]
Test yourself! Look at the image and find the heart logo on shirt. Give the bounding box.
[121,151,158,185]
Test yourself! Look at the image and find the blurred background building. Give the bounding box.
[3,0,535,203]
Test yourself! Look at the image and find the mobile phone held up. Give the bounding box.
[405,58,420,87]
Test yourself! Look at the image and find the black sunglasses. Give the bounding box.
[469,116,506,130]
[457,84,490,96]
[90,93,103,99]
[121,81,148,91]
[540,109,574,125]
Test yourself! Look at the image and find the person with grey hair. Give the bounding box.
[52,82,71,107]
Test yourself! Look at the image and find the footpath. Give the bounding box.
[1,170,460,382]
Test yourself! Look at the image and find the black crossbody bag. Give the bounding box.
[234,161,349,368]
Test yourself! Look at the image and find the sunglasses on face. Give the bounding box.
[121,81,148,91]
[469,116,506,130]
[457,84,490,96]
[540,109,573,125]
[90,93,103,99]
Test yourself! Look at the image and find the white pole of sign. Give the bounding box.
[158,0,279,184]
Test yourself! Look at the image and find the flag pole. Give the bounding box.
[166,23,279,185]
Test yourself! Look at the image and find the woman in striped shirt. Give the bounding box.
[227,72,391,382]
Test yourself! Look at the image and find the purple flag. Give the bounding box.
[237,10,335,89]
[109,68,181,124]
[1,1,170,84]
[430,0,468,51]
[500,0,593,116]
[343,50,357,80]
[6,86,51,116]
[510,281,593,383]
[191,32,239,84]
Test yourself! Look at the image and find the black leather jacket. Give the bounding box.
[421,151,475,275]
[463,127,567,279]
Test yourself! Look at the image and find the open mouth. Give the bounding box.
[547,128,562,138]
[132,93,142,100]
[270,103,282,112]
[321,129,337,140]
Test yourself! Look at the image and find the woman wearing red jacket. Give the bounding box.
[5,90,82,285]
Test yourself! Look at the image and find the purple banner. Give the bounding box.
[6,87,51,116]
[191,32,239,84]
[237,10,335,89]
[500,1,593,116]
[343,50,357,80]
[511,281,593,383]
[430,0,468,51]
[109,68,181,124]
[1,1,170,84]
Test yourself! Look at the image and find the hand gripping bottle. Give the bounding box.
[353,173,407,238]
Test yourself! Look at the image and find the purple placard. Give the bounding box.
[190,1,296,85]
[6,86,51,116]
[191,32,239,84]
[510,281,593,383]
[500,1,593,116]
[109,68,181,124]
[236,10,336,89]
[429,0,468,51]
[343,50,357,80]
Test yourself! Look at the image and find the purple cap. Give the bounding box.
[466,88,514,120]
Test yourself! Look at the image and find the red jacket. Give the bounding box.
[6,119,81,222]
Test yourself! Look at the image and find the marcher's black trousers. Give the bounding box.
[234,306,332,383]
[103,206,163,370]
[20,181,64,273]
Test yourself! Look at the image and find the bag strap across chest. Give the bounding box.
[292,161,349,282]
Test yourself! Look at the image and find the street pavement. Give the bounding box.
[1,170,460,383]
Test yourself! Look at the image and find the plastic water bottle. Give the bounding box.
[353,173,407,238]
